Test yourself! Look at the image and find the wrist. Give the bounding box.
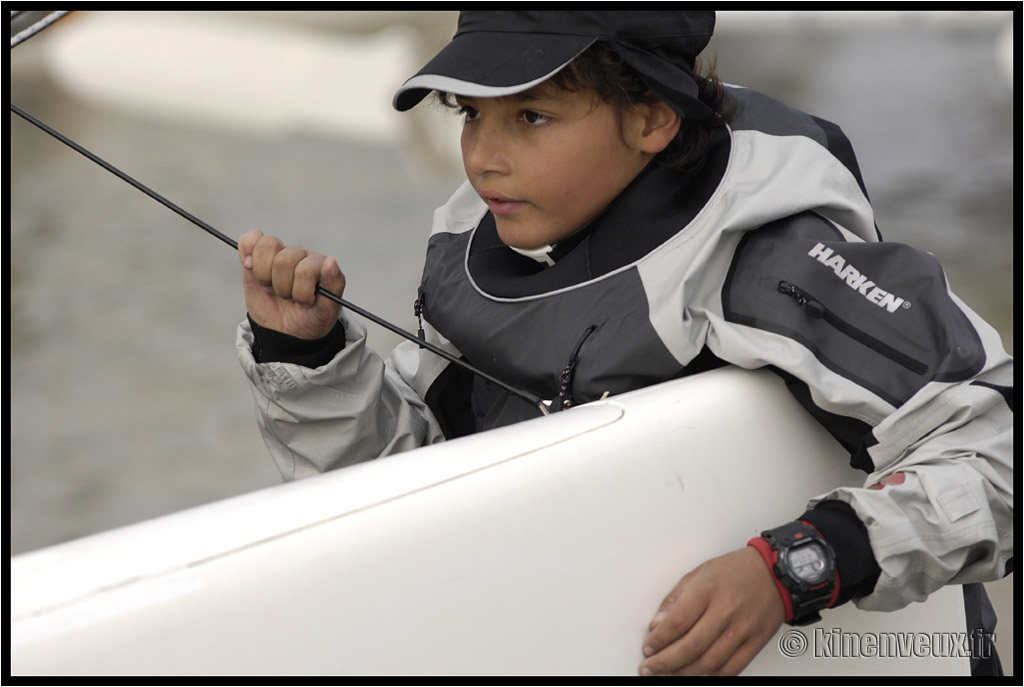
[747,520,840,626]
[248,314,346,367]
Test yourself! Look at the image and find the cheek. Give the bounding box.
[564,125,632,177]
[526,161,583,212]
[559,143,629,196]
[459,129,473,173]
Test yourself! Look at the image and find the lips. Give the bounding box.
[479,190,527,216]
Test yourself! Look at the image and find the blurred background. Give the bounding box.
[8,10,1015,672]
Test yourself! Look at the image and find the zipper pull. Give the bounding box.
[556,363,575,411]
[551,362,575,412]
[413,287,426,340]
[778,281,824,319]
[552,325,598,412]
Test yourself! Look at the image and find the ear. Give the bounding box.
[629,100,682,155]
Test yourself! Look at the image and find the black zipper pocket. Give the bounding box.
[552,325,599,412]
[778,281,928,376]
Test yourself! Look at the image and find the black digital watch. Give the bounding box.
[761,521,837,626]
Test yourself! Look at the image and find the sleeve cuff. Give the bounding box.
[800,500,881,606]
[248,315,347,368]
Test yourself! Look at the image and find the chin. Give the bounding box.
[495,220,557,251]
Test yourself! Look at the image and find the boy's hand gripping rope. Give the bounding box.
[9,102,550,415]
[9,13,548,413]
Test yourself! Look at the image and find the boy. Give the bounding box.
[237,11,1012,675]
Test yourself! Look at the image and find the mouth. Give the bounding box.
[479,190,528,216]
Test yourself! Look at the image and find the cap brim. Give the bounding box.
[393,31,597,111]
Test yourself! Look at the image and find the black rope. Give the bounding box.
[9,103,550,414]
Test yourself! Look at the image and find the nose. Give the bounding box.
[462,120,512,178]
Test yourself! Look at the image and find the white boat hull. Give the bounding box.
[11,367,968,675]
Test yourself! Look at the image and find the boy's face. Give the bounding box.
[457,82,652,250]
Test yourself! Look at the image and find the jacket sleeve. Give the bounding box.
[236,310,448,481]
[708,211,1013,611]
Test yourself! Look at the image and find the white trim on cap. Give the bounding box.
[396,48,590,101]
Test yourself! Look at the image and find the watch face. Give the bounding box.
[787,541,828,583]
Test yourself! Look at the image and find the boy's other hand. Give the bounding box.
[239,230,345,340]
[639,547,785,676]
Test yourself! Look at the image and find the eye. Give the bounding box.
[458,104,480,122]
[521,110,550,126]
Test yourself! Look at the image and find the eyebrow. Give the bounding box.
[508,91,545,103]
[459,87,566,106]
[508,86,569,104]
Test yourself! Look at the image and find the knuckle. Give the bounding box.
[295,257,322,281]
[252,237,283,270]
[271,246,300,272]
[257,235,284,253]
[664,613,688,635]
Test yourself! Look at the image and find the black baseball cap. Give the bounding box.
[393,11,717,119]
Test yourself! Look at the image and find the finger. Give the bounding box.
[270,244,309,300]
[290,252,328,307]
[641,604,723,675]
[238,229,265,269]
[650,571,697,629]
[667,623,749,677]
[250,234,285,288]
[239,232,266,297]
[684,634,737,676]
[675,591,784,676]
[319,256,346,299]
[709,636,767,677]
[642,584,709,659]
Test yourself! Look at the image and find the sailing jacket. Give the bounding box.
[237,86,1014,613]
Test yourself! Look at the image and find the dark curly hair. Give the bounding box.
[436,42,734,176]
[548,42,734,176]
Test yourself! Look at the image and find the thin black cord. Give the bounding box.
[11,103,239,249]
[9,103,549,413]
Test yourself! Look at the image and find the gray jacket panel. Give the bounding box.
[237,86,1013,612]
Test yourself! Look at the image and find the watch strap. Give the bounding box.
[748,520,840,626]
[747,535,796,622]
